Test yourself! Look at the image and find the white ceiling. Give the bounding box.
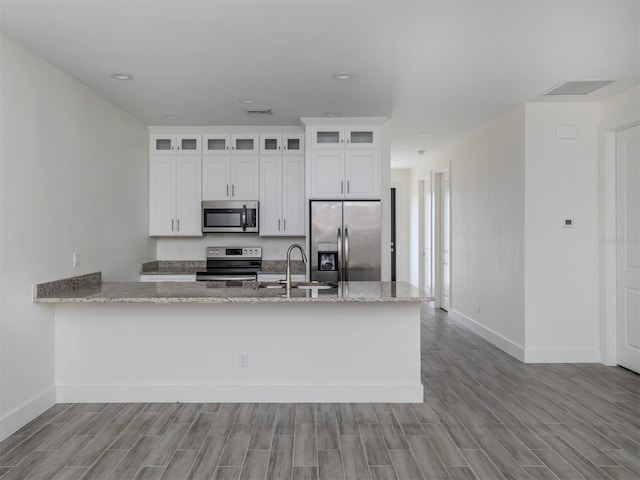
[1,0,638,169]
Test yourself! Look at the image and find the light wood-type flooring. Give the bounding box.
[1,305,639,480]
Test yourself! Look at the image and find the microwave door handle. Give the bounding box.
[242,205,247,232]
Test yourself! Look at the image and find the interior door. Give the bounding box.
[440,172,451,311]
[617,124,640,373]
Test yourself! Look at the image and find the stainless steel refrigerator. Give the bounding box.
[310,200,381,282]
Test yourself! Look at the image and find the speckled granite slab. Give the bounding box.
[35,281,429,304]
[35,272,101,298]
[140,260,205,274]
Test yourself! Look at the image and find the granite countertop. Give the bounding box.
[35,277,429,304]
[140,260,305,275]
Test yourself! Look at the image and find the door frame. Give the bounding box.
[603,120,640,366]
[432,163,451,310]
[418,176,433,296]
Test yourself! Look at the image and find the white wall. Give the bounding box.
[412,107,526,355]
[524,103,600,362]
[391,169,411,282]
[0,34,154,439]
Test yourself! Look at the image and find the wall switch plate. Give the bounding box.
[563,218,574,228]
[238,352,248,367]
[73,252,80,267]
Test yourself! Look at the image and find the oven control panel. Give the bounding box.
[206,246,262,259]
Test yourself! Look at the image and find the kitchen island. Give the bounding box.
[35,274,427,403]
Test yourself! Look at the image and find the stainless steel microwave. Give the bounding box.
[202,201,259,233]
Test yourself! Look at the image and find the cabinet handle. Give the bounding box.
[177,219,180,232]
[347,180,350,194]
[171,219,174,231]
[226,184,229,197]
[226,146,229,150]
[232,184,235,197]
[278,219,281,231]
[283,219,286,231]
[341,180,344,194]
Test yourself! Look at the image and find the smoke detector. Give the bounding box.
[545,81,613,96]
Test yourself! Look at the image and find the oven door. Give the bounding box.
[202,201,259,233]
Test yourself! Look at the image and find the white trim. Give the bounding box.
[0,387,56,441]
[524,348,601,364]
[55,383,424,403]
[449,309,525,362]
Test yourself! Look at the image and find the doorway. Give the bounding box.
[391,188,396,282]
[433,170,451,311]
[616,124,640,373]
[418,179,432,296]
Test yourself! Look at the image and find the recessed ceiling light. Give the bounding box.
[163,114,179,120]
[417,150,426,155]
[324,112,338,117]
[240,98,257,104]
[110,73,134,81]
[332,72,353,80]
[418,132,432,136]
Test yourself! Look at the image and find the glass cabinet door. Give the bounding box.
[282,134,305,154]
[177,134,202,154]
[204,134,231,154]
[231,134,259,154]
[259,134,282,155]
[150,134,176,154]
[345,127,378,148]
[311,127,344,148]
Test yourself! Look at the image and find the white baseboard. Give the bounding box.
[0,387,56,441]
[524,348,601,363]
[449,309,525,362]
[56,383,424,403]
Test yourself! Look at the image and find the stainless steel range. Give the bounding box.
[195,246,262,281]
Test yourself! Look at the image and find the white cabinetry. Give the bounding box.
[260,155,305,236]
[202,133,260,200]
[260,133,305,155]
[308,124,380,199]
[310,126,378,149]
[202,155,259,200]
[309,148,379,199]
[150,134,202,154]
[149,155,202,236]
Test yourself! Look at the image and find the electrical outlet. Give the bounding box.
[238,352,248,367]
[73,252,80,268]
[476,304,481,314]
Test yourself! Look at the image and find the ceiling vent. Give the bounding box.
[545,81,613,96]
[244,108,272,116]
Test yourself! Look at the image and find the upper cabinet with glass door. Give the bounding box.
[344,127,378,148]
[260,133,305,155]
[203,134,231,154]
[150,134,202,155]
[310,126,378,149]
[231,134,259,154]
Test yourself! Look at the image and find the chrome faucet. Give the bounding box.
[281,244,308,295]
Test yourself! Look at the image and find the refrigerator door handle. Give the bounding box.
[344,227,349,281]
[337,227,342,282]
